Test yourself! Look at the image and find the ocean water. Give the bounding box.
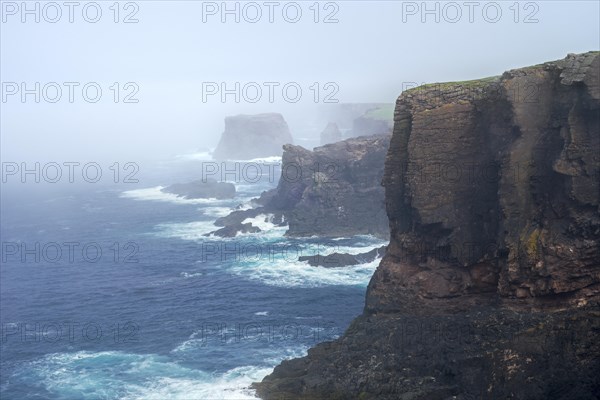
[0,158,387,399]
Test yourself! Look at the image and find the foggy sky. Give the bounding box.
[1,0,599,163]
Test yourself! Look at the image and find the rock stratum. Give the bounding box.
[212,113,293,160]
[254,52,600,399]
[212,134,390,238]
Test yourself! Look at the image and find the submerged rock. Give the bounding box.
[208,209,285,237]
[299,246,387,268]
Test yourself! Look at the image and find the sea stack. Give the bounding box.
[212,113,293,160]
[320,122,342,145]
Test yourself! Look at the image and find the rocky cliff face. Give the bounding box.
[213,134,391,238]
[212,113,293,160]
[266,134,390,238]
[254,52,600,399]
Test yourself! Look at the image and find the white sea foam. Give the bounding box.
[180,272,203,279]
[153,217,288,242]
[234,201,255,211]
[173,150,213,161]
[153,221,217,240]
[315,242,384,255]
[18,350,272,400]
[230,156,282,164]
[242,214,278,231]
[121,186,228,205]
[234,183,277,193]
[230,255,382,288]
[206,233,386,287]
[123,365,268,400]
[202,206,235,218]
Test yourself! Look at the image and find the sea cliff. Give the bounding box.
[254,52,600,400]
[213,134,390,239]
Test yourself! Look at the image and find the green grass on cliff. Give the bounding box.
[404,76,501,94]
[404,52,599,96]
[363,104,394,120]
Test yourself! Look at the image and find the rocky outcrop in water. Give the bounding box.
[213,134,391,238]
[269,134,390,238]
[161,179,235,199]
[212,113,293,160]
[254,52,600,399]
[299,246,387,268]
[209,222,261,237]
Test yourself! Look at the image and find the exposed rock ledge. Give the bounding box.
[253,52,600,399]
[299,246,387,268]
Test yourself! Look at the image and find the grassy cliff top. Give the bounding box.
[403,76,501,95]
[403,51,599,97]
[363,104,395,120]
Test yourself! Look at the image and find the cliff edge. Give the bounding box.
[254,52,600,399]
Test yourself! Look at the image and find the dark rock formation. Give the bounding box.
[213,134,391,238]
[212,113,293,160]
[254,52,600,399]
[299,246,387,268]
[276,135,391,238]
[207,207,286,237]
[349,104,394,137]
[320,122,342,145]
[161,179,235,199]
[267,134,390,238]
[208,222,261,237]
